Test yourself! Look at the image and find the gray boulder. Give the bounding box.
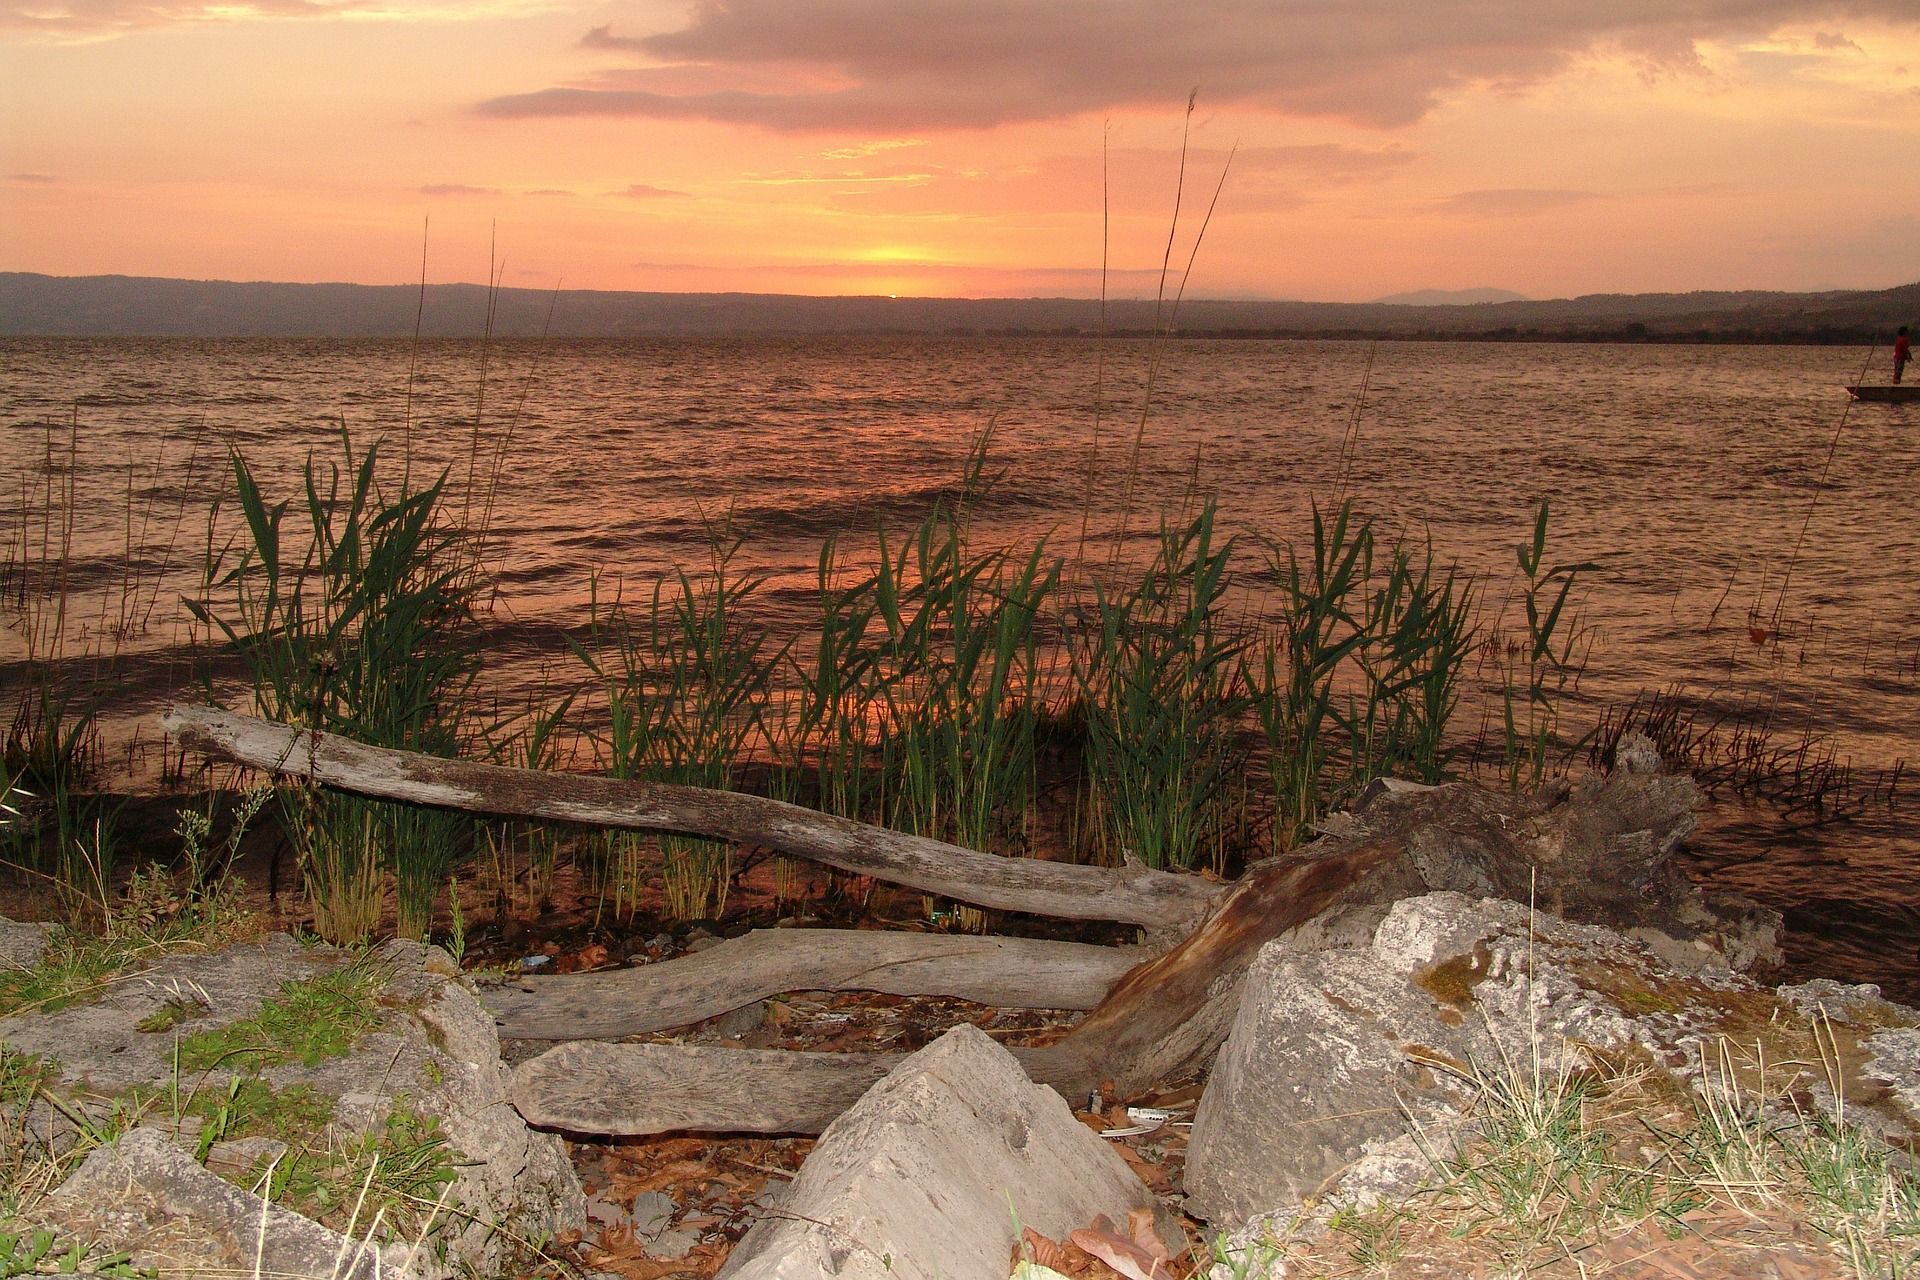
[1185,892,1697,1225]
[1187,888,1920,1278]
[720,1023,1173,1280]
[1,932,583,1275]
[0,915,57,969]
[41,1126,438,1280]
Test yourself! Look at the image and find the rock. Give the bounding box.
[709,999,766,1039]
[39,1126,439,1280]
[0,931,584,1275]
[646,1227,704,1260]
[719,1024,1173,1280]
[0,916,56,969]
[1187,887,1920,1258]
[629,1190,677,1240]
[1185,892,1670,1226]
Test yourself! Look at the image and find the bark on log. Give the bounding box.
[485,929,1147,1040]
[511,1041,900,1135]
[163,705,1222,932]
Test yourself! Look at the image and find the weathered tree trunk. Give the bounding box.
[486,929,1147,1040]
[163,705,1222,933]
[511,1041,901,1135]
[166,707,1709,1139]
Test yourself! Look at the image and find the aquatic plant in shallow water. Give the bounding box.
[577,524,779,922]
[188,431,487,943]
[1071,503,1250,871]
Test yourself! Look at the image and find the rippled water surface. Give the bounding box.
[4,336,1916,989]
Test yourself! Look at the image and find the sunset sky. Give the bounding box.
[4,2,1919,302]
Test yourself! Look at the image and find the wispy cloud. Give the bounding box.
[476,0,1920,132]
[821,139,925,160]
[619,183,691,198]
[420,182,502,197]
[1430,188,1604,217]
[4,0,554,44]
[6,172,58,183]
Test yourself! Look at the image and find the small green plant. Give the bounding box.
[0,881,249,1020]
[1498,499,1598,790]
[443,875,466,967]
[0,1229,152,1280]
[174,961,385,1073]
[260,1104,459,1247]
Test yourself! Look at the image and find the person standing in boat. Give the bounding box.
[1897,326,1912,384]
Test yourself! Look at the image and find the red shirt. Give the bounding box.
[1898,334,1912,363]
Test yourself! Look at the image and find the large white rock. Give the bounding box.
[720,1023,1171,1280]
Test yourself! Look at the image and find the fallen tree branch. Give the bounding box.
[512,1041,900,1135]
[484,929,1146,1040]
[163,705,1223,932]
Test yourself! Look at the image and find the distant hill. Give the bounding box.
[1370,288,1530,306]
[1,272,1915,342]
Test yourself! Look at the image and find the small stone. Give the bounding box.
[0,917,54,969]
[710,1001,765,1039]
[630,1190,676,1239]
[646,1228,702,1260]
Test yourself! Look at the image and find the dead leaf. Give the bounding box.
[1071,1217,1172,1280]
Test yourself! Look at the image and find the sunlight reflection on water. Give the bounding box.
[3,335,1916,990]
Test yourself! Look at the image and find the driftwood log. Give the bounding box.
[167,706,1716,1139]
[485,929,1146,1040]
[162,706,1219,934]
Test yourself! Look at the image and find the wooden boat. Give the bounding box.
[1846,384,1920,402]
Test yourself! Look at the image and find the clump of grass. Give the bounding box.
[876,434,1059,893]
[475,691,577,918]
[258,1103,458,1248]
[1072,503,1249,871]
[188,430,489,943]
[1592,688,1901,820]
[0,870,256,1020]
[576,520,780,921]
[1253,499,1481,851]
[173,960,386,1073]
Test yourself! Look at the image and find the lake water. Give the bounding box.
[2,336,1916,991]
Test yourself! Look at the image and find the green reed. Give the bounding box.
[1253,500,1483,850]
[1498,499,1597,789]
[1071,504,1250,871]
[0,420,175,910]
[860,437,1060,929]
[577,525,779,921]
[1256,500,1370,850]
[772,538,888,825]
[1346,537,1477,790]
[188,431,485,942]
[877,512,1058,859]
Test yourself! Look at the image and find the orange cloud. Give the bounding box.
[476,0,1920,132]
[3,0,553,42]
